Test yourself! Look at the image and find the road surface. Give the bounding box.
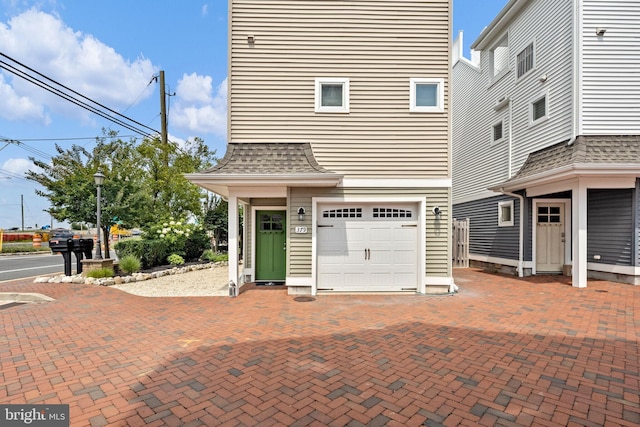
[0,253,76,282]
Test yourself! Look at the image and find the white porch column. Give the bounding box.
[228,194,239,286]
[572,181,587,288]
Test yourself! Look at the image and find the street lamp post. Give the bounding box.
[94,171,105,260]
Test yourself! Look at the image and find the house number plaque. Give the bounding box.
[295,226,308,234]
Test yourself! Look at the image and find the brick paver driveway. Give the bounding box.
[1,269,639,426]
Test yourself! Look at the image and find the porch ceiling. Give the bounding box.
[185,142,342,198]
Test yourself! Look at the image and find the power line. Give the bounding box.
[0,168,26,180]
[3,135,139,142]
[0,51,161,138]
[0,59,153,138]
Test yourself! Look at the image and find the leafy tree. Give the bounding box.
[136,136,216,225]
[26,132,149,250]
[26,131,217,250]
[203,195,228,252]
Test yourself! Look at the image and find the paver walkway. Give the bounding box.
[1,269,639,426]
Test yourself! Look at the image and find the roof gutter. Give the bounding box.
[499,188,524,277]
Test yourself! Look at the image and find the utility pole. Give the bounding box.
[159,70,169,167]
[21,194,24,231]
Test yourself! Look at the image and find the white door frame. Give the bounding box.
[532,198,571,275]
[312,197,426,295]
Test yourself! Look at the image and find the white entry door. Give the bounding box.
[536,204,565,273]
[317,204,418,292]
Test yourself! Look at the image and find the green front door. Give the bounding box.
[256,210,286,281]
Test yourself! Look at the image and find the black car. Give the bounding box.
[50,229,75,239]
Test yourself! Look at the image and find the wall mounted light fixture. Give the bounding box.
[432,206,441,219]
[595,28,606,36]
[297,207,306,221]
[247,35,255,44]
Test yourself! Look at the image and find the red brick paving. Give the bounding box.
[1,269,639,426]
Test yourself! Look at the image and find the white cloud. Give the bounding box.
[2,157,33,176]
[202,4,209,16]
[0,8,158,123]
[171,75,227,138]
[176,72,214,104]
[0,74,49,123]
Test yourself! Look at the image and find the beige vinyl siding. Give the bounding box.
[582,0,640,134]
[230,0,451,179]
[288,187,450,277]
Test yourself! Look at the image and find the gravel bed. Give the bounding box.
[113,265,229,297]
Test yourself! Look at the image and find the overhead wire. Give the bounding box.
[0,51,161,138]
[0,59,153,138]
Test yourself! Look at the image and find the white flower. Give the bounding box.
[160,234,165,238]
[163,223,168,227]
[170,221,176,225]
[177,221,182,226]
[156,229,162,233]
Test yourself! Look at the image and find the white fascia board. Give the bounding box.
[186,173,342,187]
[492,164,640,193]
[471,0,528,50]
[342,178,451,188]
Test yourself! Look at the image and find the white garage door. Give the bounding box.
[317,204,419,292]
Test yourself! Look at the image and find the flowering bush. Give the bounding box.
[143,218,209,261]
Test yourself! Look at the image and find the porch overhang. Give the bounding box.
[490,163,640,194]
[185,173,343,198]
[490,136,640,194]
[185,142,342,198]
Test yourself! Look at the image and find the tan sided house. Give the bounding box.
[187,0,454,295]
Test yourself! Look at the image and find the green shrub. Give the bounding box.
[1,245,49,254]
[86,267,114,278]
[114,239,170,269]
[167,253,185,265]
[118,255,141,274]
[184,229,210,261]
[200,249,228,263]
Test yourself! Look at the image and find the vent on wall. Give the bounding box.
[494,96,510,111]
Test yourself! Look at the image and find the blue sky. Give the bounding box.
[0,0,508,229]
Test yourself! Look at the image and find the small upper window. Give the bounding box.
[315,78,349,113]
[498,200,514,227]
[492,121,504,143]
[531,95,547,123]
[517,42,534,78]
[410,78,444,112]
[490,35,509,78]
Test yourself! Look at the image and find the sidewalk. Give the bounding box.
[0,269,638,426]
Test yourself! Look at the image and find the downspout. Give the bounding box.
[500,188,524,277]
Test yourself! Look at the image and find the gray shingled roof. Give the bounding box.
[508,135,640,181]
[202,142,333,175]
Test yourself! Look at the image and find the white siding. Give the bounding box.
[230,0,451,179]
[452,0,573,204]
[582,0,640,133]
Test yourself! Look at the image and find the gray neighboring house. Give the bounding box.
[452,0,640,287]
[188,0,453,295]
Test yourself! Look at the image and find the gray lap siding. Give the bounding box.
[452,195,520,261]
[587,188,635,267]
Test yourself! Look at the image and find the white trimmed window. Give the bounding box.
[410,78,444,112]
[315,78,349,113]
[490,34,509,78]
[498,200,514,227]
[517,42,534,78]
[492,121,504,143]
[530,94,548,124]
